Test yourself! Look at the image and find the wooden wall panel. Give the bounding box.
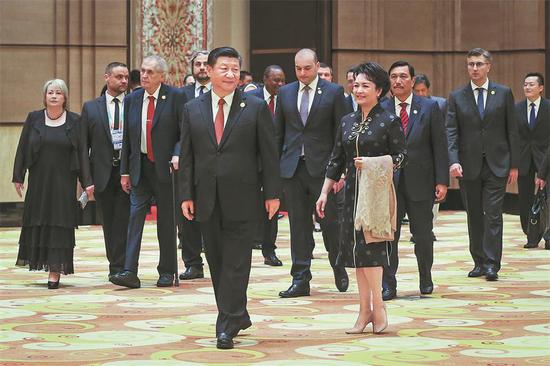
[0,0,56,44]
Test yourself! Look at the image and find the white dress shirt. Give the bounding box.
[141,85,160,154]
[297,76,319,112]
[527,97,541,121]
[195,82,211,98]
[395,93,413,117]
[263,87,277,110]
[211,90,235,127]
[471,79,489,107]
[105,92,124,130]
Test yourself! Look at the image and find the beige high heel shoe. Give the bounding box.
[372,306,388,334]
[346,313,373,334]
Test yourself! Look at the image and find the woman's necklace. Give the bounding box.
[46,110,64,120]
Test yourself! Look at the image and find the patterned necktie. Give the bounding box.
[399,102,409,134]
[529,102,536,129]
[268,95,275,117]
[113,97,120,130]
[299,85,310,125]
[476,87,485,118]
[199,85,205,95]
[215,98,225,144]
[146,95,155,161]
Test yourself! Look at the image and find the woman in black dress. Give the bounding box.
[12,79,91,289]
[316,63,406,334]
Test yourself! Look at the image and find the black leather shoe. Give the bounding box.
[279,283,310,298]
[264,253,282,266]
[524,242,539,249]
[157,273,175,287]
[468,266,485,277]
[382,288,397,301]
[47,281,59,289]
[333,267,349,292]
[410,236,416,243]
[110,271,141,288]
[179,267,204,280]
[216,332,234,349]
[485,268,498,281]
[420,285,433,294]
[545,240,550,250]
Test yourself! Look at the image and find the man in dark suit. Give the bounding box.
[176,50,210,281]
[80,62,130,279]
[180,47,280,349]
[344,66,358,112]
[516,72,550,249]
[110,55,185,288]
[380,61,449,300]
[447,48,519,281]
[275,48,348,298]
[247,64,286,266]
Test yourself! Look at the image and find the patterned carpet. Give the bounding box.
[0,211,549,365]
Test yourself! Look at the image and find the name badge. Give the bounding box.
[111,129,123,150]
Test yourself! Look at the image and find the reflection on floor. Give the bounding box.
[0,211,549,365]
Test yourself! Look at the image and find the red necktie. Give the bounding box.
[215,98,225,144]
[268,95,275,117]
[146,95,155,161]
[399,102,409,134]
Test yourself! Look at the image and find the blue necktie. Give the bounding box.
[529,102,536,129]
[299,85,310,126]
[476,87,485,118]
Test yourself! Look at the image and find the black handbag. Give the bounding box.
[527,188,550,244]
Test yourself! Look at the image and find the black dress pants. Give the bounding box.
[176,173,203,269]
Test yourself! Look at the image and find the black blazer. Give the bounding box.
[179,89,281,222]
[180,83,196,101]
[274,78,347,179]
[447,81,519,179]
[345,94,355,113]
[13,109,91,187]
[246,86,265,101]
[516,98,550,175]
[381,95,449,201]
[120,84,186,186]
[80,95,121,192]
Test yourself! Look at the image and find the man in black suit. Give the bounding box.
[180,47,280,349]
[177,50,210,281]
[80,62,130,279]
[110,55,185,288]
[516,72,550,249]
[380,61,449,300]
[275,48,348,298]
[447,48,519,281]
[247,64,286,266]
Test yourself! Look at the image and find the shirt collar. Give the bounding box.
[299,76,319,93]
[195,82,211,93]
[395,92,413,109]
[471,79,489,92]
[105,92,124,104]
[528,97,541,108]
[263,87,275,101]
[144,84,161,100]
[212,90,235,109]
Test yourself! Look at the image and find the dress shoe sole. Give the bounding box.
[264,260,283,266]
[179,274,204,280]
[485,274,498,281]
[216,341,234,349]
[156,282,174,287]
[110,278,140,289]
[524,244,539,249]
[468,271,485,278]
[279,291,310,298]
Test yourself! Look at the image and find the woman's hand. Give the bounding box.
[354,157,365,170]
[316,192,328,218]
[14,183,24,198]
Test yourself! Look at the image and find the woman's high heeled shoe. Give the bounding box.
[372,306,388,334]
[47,281,59,289]
[345,313,373,334]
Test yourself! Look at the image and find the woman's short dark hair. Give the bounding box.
[353,62,390,100]
[207,47,242,67]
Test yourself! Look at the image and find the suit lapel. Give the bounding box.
[290,83,303,128]
[406,95,422,139]
[219,90,246,148]
[462,84,482,121]
[482,81,498,123]
[95,95,112,142]
[198,92,217,147]
[152,84,168,129]
[131,89,144,143]
[32,110,47,138]
[533,99,548,131]
[305,79,326,126]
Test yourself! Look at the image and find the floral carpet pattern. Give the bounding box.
[0,211,549,365]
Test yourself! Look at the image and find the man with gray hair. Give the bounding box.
[110,55,187,288]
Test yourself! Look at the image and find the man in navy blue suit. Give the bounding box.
[110,55,186,289]
[275,48,348,297]
[380,61,449,300]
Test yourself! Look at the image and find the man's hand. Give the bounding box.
[332,178,345,193]
[435,184,447,203]
[265,199,280,220]
[450,163,463,178]
[171,155,179,171]
[316,193,328,218]
[508,168,518,185]
[14,183,24,198]
[181,200,195,220]
[535,176,546,190]
[85,185,95,200]
[121,175,131,194]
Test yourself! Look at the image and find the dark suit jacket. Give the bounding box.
[180,83,196,101]
[13,110,91,187]
[447,81,519,179]
[430,96,447,117]
[345,94,355,113]
[80,95,121,192]
[179,89,281,222]
[381,95,449,201]
[120,84,186,186]
[274,78,347,179]
[246,86,266,101]
[516,98,550,175]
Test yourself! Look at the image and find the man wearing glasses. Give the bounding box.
[447,48,519,281]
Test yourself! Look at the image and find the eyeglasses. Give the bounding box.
[467,62,488,68]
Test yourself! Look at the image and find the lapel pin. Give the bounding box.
[161,95,166,100]
[317,89,322,95]
[413,110,418,114]
[491,90,495,95]
[240,102,246,108]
